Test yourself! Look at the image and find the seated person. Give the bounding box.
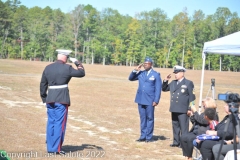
[198,104,235,160]
[193,108,219,148]
[212,101,240,160]
[180,97,218,160]
[212,137,240,160]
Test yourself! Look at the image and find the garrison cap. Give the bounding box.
[56,49,72,56]
[144,57,153,63]
[173,65,186,73]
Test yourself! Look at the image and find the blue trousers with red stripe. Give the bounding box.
[46,103,68,152]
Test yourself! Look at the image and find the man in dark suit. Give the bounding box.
[162,65,195,147]
[40,49,85,154]
[129,57,162,142]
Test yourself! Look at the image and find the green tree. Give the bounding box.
[82,4,99,64]
[125,18,141,66]
[0,0,18,58]
[171,8,190,67]
[12,5,28,59]
[70,4,85,57]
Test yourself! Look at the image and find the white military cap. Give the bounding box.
[56,49,72,56]
[173,65,186,73]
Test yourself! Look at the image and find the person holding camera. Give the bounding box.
[40,49,85,154]
[162,65,195,147]
[212,100,240,160]
[129,57,162,143]
[198,104,235,160]
[180,97,218,160]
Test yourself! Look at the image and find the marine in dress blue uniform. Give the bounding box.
[129,57,162,142]
[162,65,195,147]
[40,49,85,154]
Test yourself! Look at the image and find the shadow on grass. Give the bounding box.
[152,135,170,141]
[62,144,104,153]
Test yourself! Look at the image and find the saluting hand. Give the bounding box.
[164,74,171,81]
[134,63,143,71]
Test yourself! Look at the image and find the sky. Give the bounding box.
[5,0,240,19]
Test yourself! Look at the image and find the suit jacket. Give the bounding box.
[40,60,85,105]
[162,78,195,113]
[129,69,162,106]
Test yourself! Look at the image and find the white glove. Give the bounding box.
[69,57,78,63]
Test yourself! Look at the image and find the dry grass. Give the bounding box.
[0,59,239,160]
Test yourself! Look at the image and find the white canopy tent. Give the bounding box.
[199,31,240,108]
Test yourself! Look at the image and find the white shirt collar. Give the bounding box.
[147,69,152,76]
[178,77,184,83]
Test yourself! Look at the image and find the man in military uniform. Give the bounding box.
[162,65,195,147]
[40,49,85,154]
[129,57,162,142]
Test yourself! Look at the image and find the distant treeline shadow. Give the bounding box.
[152,135,170,141]
[62,144,104,153]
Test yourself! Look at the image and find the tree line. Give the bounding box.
[0,0,240,71]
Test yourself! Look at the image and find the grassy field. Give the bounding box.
[0,59,239,160]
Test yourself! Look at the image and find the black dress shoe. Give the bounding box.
[170,144,180,147]
[57,151,66,155]
[136,138,146,142]
[48,151,66,155]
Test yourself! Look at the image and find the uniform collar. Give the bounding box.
[178,77,184,83]
[56,60,65,63]
[146,68,152,74]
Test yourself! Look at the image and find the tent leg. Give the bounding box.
[199,53,206,113]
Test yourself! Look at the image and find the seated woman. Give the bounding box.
[198,104,234,160]
[180,97,218,160]
[212,101,240,160]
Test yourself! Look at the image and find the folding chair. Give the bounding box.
[193,147,202,160]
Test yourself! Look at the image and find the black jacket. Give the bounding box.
[190,111,219,135]
[162,78,195,113]
[216,115,234,140]
[40,60,85,105]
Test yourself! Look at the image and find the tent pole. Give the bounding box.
[199,52,206,113]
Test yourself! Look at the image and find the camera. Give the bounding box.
[218,92,240,110]
[211,79,215,86]
[217,92,240,157]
